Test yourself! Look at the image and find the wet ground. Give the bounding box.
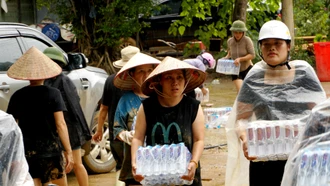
[67,74,330,186]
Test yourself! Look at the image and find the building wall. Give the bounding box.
[0,0,35,24]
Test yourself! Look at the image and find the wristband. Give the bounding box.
[190,160,198,168]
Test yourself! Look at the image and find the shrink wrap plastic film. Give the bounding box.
[204,107,232,129]
[281,98,330,186]
[245,119,305,161]
[216,59,240,75]
[224,60,327,186]
[0,111,34,186]
[136,143,193,185]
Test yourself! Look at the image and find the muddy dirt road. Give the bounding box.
[67,75,330,186]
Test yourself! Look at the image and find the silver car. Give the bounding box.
[0,22,115,173]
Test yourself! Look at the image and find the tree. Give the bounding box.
[38,0,284,71]
[37,0,156,74]
[282,0,294,47]
[233,0,248,22]
[169,0,281,53]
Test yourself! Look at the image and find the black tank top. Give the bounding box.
[143,94,202,186]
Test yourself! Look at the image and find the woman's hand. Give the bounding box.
[64,151,74,173]
[234,58,241,67]
[92,130,103,143]
[241,136,257,161]
[181,161,197,182]
[132,164,144,182]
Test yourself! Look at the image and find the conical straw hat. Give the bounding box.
[114,52,161,90]
[142,56,206,96]
[7,46,62,80]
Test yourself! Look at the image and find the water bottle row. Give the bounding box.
[204,107,232,129]
[297,146,330,186]
[136,143,192,177]
[216,59,240,75]
[195,87,209,103]
[141,174,193,186]
[246,120,305,161]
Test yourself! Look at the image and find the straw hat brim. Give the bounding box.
[113,59,126,68]
[114,53,161,90]
[142,56,206,96]
[7,46,62,80]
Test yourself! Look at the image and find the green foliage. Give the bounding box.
[182,42,202,57]
[169,0,281,59]
[314,34,327,42]
[294,0,330,37]
[36,0,156,73]
[291,49,316,68]
[169,0,230,48]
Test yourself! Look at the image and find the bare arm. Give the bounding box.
[54,111,73,173]
[92,104,108,142]
[182,105,205,181]
[224,50,231,59]
[234,54,255,66]
[236,102,256,160]
[131,105,147,182]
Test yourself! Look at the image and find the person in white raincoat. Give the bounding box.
[281,98,330,185]
[225,20,327,186]
[0,110,34,186]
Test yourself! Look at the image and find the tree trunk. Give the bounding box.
[232,0,248,22]
[281,0,295,48]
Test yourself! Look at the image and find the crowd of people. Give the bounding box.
[1,19,329,186]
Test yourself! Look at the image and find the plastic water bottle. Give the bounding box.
[297,152,311,186]
[307,152,320,185]
[160,144,168,173]
[209,113,219,129]
[274,123,285,155]
[256,126,266,158]
[151,145,161,175]
[319,150,329,185]
[247,125,257,157]
[167,144,176,172]
[265,124,275,157]
[144,146,153,176]
[136,147,144,175]
[284,123,293,154]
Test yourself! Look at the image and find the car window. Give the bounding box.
[0,38,22,71]
[22,37,50,53]
[153,0,182,16]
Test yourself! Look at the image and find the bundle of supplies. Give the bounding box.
[136,143,193,185]
[216,59,240,75]
[204,107,232,128]
[245,119,305,161]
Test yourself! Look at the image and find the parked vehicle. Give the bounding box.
[0,22,115,174]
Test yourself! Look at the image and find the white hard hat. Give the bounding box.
[258,20,291,41]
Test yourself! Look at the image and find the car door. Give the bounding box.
[0,36,29,112]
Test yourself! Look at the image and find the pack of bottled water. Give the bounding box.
[246,120,305,161]
[204,107,232,129]
[296,142,330,186]
[216,59,240,75]
[195,87,209,103]
[136,142,193,185]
